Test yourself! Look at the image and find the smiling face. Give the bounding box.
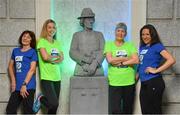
[46,22,56,38]
[115,28,126,41]
[141,28,152,45]
[21,33,32,47]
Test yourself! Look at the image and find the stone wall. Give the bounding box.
[147,0,180,114]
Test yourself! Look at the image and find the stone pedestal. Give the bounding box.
[70,76,108,114]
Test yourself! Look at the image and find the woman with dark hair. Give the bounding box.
[137,24,176,114]
[18,31,36,49]
[33,19,63,114]
[6,30,37,114]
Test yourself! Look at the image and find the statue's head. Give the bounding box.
[78,8,95,29]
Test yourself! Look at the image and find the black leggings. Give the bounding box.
[6,89,35,114]
[40,80,61,114]
[140,76,165,114]
[109,84,135,114]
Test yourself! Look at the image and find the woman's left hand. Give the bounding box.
[145,67,158,74]
[20,86,29,98]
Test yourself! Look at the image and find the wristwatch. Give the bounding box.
[22,81,27,86]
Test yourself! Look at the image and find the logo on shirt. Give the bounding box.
[139,49,148,64]
[140,49,148,54]
[116,50,127,57]
[15,56,23,61]
[15,56,23,72]
[51,48,59,56]
[116,50,128,68]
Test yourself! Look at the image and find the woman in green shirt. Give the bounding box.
[104,22,139,114]
[33,19,63,114]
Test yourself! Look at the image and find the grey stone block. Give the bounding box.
[0,0,6,18]
[0,74,10,101]
[176,0,180,18]
[70,76,108,114]
[162,47,178,74]
[0,103,7,114]
[0,20,35,46]
[162,104,180,114]
[163,75,180,103]
[0,47,14,73]
[147,20,180,46]
[147,0,173,19]
[0,48,8,73]
[173,48,180,74]
[9,0,35,18]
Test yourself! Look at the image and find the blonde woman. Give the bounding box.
[33,19,63,114]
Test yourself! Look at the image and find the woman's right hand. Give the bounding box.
[20,85,29,98]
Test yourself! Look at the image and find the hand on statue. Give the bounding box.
[83,55,94,64]
[83,51,98,64]
[84,51,92,57]
[87,61,97,75]
[82,64,89,72]
[92,51,98,59]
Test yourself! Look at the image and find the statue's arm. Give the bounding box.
[87,33,105,75]
[92,32,105,67]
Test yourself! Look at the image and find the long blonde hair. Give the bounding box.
[40,19,57,40]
